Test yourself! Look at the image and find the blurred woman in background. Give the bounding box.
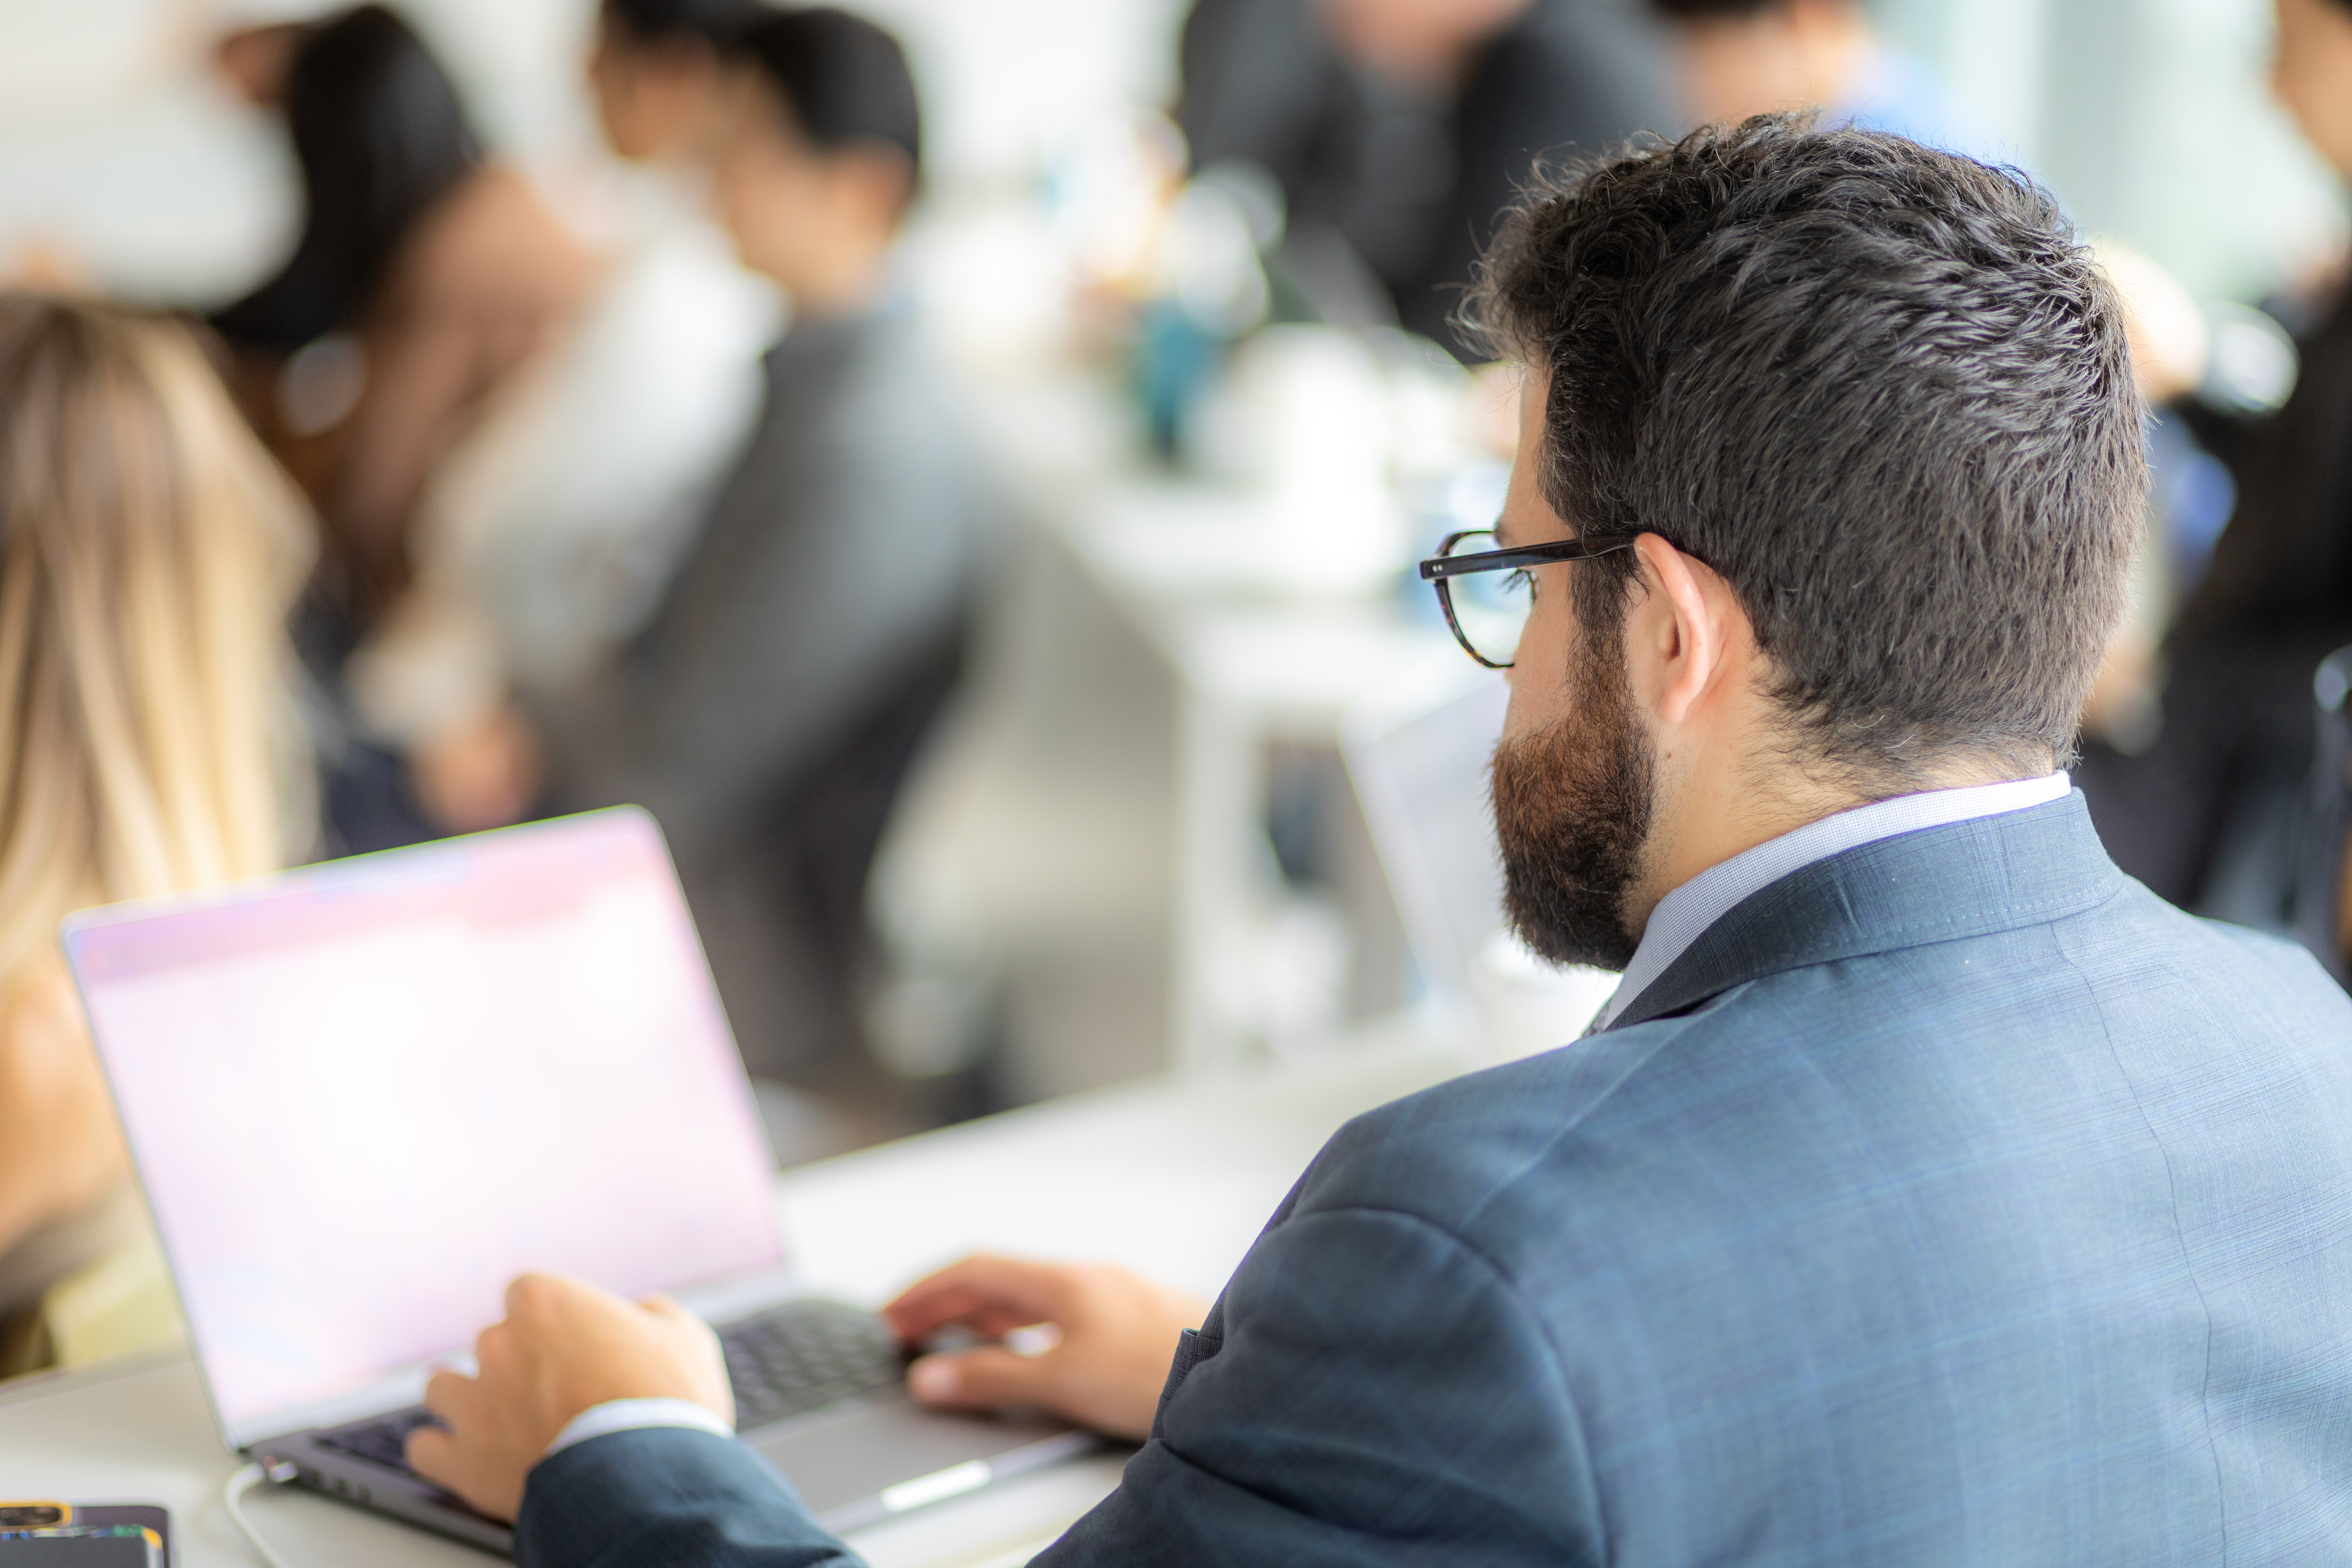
[207,4,593,851]
[209,4,593,634]
[353,0,780,837]
[0,293,312,1374]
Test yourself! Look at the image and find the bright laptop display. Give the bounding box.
[64,808,780,1445]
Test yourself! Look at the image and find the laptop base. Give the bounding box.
[254,1393,1098,1558]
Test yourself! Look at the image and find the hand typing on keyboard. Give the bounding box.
[885,1256,1209,1442]
[404,1273,734,1522]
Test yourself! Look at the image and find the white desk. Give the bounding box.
[0,1022,1466,1568]
[875,433,1467,1102]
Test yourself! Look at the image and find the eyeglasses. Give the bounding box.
[1418,529,1639,668]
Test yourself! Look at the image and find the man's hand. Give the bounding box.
[406,1274,734,1522]
[885,1257,1210,1443]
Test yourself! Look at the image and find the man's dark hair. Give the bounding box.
[1470,116,2144,784]
[731,9,922,176]
[601,0,760,49]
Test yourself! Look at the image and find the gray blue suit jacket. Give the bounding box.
[520,795,2352,1565]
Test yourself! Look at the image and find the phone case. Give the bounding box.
[0,1505,169,1568]
[0,1525,158,1566]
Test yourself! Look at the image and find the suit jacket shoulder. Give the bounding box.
[1210,798,2352,1564]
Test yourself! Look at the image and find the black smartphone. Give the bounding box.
[0,1528,157,1566]
[0,1505,169,1568]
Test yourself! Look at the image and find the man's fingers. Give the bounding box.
[403,1422,460,1488]
[422,1367,485,1427]
[505,1271,564,1320]
[885,1256,1075,1340]
[906,1346,1057,1413]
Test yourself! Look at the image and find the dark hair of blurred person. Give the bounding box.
[206,6,595,635]
[211,6,482,352]
[589,0,763,162]
[1178,0,1669,357]
[478,8,981,1128]
[2074,0,2352,932]
[0,294,312,1373]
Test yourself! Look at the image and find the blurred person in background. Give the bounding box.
[2074,0,2352,930]
[1179,0,1670,357]
[209,6,595,628]
[208,4,595,853]
[0,294,311,1374]
[352,0,779,843]
[444,10,983,1134]
[1646,0,2003,162]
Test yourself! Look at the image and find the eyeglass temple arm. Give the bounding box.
[1418,534,1642,581]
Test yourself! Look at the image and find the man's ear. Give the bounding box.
[1630,533,1745,728]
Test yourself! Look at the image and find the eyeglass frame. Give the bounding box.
[1418,528,1642,669]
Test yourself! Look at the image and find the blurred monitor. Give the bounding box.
[1342,666,1510,998]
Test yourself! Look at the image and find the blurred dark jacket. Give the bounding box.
[1179,0,1670,357]
[2078,286,2352,924]
[533,302,980,1090]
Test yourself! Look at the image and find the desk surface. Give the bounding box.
[0,1022,1464,1568]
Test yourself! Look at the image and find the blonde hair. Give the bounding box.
[0,294,313,986]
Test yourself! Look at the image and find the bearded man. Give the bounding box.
[406,118,2352,1565]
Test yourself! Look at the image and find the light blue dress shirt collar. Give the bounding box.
[1595,772,2075,1030]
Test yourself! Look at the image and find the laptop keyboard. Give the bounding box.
[720,1296,907,1427]
[313,1298,907,1474]
[316,1405,444,1470]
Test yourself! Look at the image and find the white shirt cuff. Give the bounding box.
[543,1397,736,1460]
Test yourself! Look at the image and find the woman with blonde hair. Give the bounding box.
[0,292,311,1372]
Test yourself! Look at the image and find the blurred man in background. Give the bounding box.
[1179,0,1670,356]
[358,0,781,845]
[1647,0,2003,162]
[485,9,983,1130]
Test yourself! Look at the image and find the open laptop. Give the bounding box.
[62,808,1090,1555]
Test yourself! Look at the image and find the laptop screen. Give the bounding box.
[64,808,782,1441]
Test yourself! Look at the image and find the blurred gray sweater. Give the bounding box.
[534,300,980,1089]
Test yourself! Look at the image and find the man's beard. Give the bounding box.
[1490,643,1657,973]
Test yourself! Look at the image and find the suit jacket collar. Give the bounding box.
[1606,792,2123,1031]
